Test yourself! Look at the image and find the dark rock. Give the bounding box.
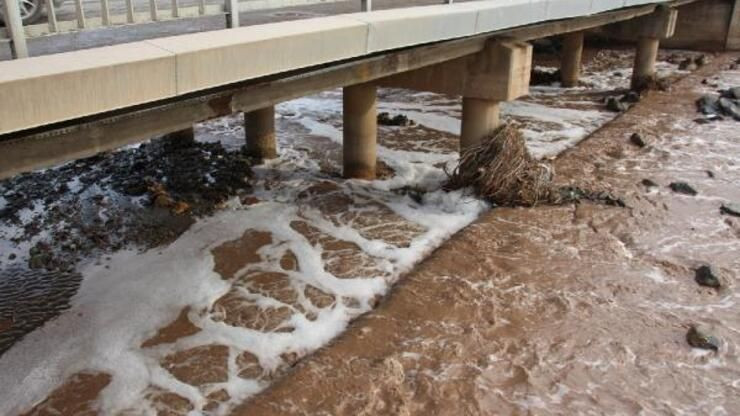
[377,112,415,127]
[694,265,721,288]
[706,170,715,178]
[696,95,720,115]
[718,97,740,121]
[720,202,740,217]
[606,96,628,112]
[8,253,16,260]
[669,182,697,196]
[530,68,561,85]
[629,133,646,147]
[719,87,740,100]
[694,54,708,67]
[641,179,658,188]
[730,87,740,100]
[621,91,641,103]
[686,325,720,351]
[678,58,697,71]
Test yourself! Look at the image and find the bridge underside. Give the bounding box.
[0,0,734,180]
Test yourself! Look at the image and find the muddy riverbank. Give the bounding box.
[0,47,730,414]
[234,54,740,415]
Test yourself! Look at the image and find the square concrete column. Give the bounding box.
[631,37,660,90]
[461,98,500,151]
[244,106,277,161]
[560,31,584,88]
[343,83,377,180]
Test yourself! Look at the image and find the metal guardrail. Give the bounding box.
[0,0,354,59]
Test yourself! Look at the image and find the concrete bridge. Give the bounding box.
[0,0,738,180]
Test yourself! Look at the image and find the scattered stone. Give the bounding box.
[530,67,561,85]
[706,170,715,178]
[719,87,740,100]
[8,253,16,260]
[629,133,646,147]
[695,54,708,67]
[720,202,740,217]
[641,179,658,188]
[699,91,740,121]
[669,182,697,196]
[678,58,697,71]
[622,91,641,103]
[696,95,720,115]
[694,265,721,288]
[686,325,720,351]
[718,97,740,121]
[377,112,415,127]
[606,96,628,112]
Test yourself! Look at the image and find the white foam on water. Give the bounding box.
[0,58,670,412]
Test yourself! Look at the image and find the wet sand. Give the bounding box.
[233,55,740,414]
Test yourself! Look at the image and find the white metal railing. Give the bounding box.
[2,0,383,59]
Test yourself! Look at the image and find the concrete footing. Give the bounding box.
[343,83,377,179]
[460,98,500,151]
[244,106,278,161]
[631,37,659,90]
[560,31,584,88]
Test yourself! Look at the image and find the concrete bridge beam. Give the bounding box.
[560,31,584,88]
[244,106,277,162]
[343,82,377,180]
[378,40,531,151]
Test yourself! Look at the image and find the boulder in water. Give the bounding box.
[606,96,628,112]
[694,265,721,288]
[669,182,697,196]
[629,133,646,147]
[686,325,720,351]
[641,179,658,188]
[720,202,740,217]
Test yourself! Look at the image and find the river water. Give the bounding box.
[1,49,736,415]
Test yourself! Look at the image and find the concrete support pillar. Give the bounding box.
[342,83,377,180]
[460,98,500,151]
[244,106,277,161]
[631,37,660,90]
[560,31,584,88]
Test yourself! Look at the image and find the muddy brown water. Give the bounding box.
[5,49,737,414]
[233,55,740,415]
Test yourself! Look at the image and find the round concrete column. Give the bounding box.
[343,83,377,179]
[244,106,277,161]
[560,31,584,88]
[460,97,500,151]
[631,37,659,90]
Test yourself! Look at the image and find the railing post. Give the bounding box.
[2,0,29,58]
[46,0,59,32]
[226,0,239,28]
[361,0,371,12]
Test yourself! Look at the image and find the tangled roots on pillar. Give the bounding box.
[445,124,554,207]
